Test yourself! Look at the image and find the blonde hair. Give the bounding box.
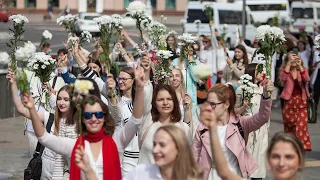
[156,125,203,180]
[170,67,187,99]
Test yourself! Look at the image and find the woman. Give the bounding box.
[166,34,179,60]
[7,69,75,179]
[200,105,306,180]
[23,64,145,179]
[193,81,274,180]
[221,45,249,87]
[168,67,196,132]
[234,63,269,179]
[138,84,192,164]
[297,41,311,70]
[107,66,139,176]
[172,45,201,111]
[280,52,312,151]
[74,125,203,180]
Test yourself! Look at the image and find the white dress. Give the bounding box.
[208,125,242,180]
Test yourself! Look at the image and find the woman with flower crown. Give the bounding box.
[21,63,145,180]
[234,63,270,179]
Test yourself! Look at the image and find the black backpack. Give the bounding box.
[24,113,54,180]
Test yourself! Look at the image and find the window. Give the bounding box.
[48,0,59,7]
[248,4,287,11]
[3,0,16,8]
[317,8,320,19]
[219,10,246,24]
[166,0,175,9]
[187,9,211,23]
[151,0,156,8]
[124,0,134,8]
[292,8,313,19]
[25,0,36,7]
[84,15,100,20]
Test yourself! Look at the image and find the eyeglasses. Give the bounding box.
[116,77,133,82]
[83,111,105,120]
[203,41,209,43]
[205,101,224,109]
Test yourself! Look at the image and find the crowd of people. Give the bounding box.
[6,23,320,180]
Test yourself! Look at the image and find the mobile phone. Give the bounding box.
[225,52,229,57]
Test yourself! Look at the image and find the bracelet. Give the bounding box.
[262,94,271,100]
[121,52,128,57]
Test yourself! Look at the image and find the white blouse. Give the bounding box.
[123,164,162,180]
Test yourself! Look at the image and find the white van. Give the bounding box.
[235,0,290,24]
[290,1,320,34]
[183,2,256,48]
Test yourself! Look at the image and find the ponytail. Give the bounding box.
[208,83,236,114]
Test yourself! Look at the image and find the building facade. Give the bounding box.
[3,0,192,15]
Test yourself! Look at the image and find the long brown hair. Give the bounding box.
[267,132,305,171]
[245,63,258,84]
[77,95,115,136]
[233,45,249,66]
[119,67,135,101]
[53,85,73,135]
[156,125,203,180]
[166,34,178,51]
[207,84,236,114]
[151,84,181,123]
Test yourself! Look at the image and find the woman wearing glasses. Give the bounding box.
[23,65,145,179]
[192,81,274,180]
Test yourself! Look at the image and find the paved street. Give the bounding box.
[0,16,320,179]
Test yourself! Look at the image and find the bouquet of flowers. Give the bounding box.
[193,64,212,80]
[93,15,123,74]
[126,1,151,51]
[0,52,10,65]
[204,4,214,23]
[254,25,286,80]
[41,30,52,46]
[67,31,92,50]
[6,14,29,71]
[147,21,167,50]
[238,74,258,114]
[56,14,79,35]
[315,35,320,49]
[178,33,197,60]
[153,50,173,84]
[28,52,56,83]
[220,24,228,42]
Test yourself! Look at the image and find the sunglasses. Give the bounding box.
[205,101,224,109]
[83,111,105,120]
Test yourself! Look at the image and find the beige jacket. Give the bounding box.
[221,59,246,87]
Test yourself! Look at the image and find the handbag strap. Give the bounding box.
[139,123,154,150]
[34,113,55,156]
[52,76,58,90]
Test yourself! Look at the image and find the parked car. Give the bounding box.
[184,2,256,48]
[75,13,101,36]
[0,10,9,22]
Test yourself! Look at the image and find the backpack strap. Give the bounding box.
[139,123,154,150]
[51,76,58,90]
[235,121,245,140]
[34,113,55,156]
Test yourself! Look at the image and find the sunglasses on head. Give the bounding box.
[83,111,105,120]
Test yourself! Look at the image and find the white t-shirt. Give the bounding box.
[123,164,162,180]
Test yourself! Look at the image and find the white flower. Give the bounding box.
[0,52,10,64]
[42,30,52,40]
[100,15,113,25]
[14,48,25,61]
[111,14,123,27]
[270,27,286,42]
[81,31,92,43]
[255,25,271,41]
[74,79,95,94]
[167,30,177,36]
[41,65,46,69]
[315,35,320,48]
[67,36,79,44]
[193,64,212,80]
[140,18,150,30]
[126,1,146,16]
[56,14,78,25]
[157,50,173,59]
[178,33,197,43]
[14,41,36,61]
[180,19,187,25]
[9,14,29,24]
[194,19,201,24]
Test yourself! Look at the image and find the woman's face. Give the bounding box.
[153,129,178,169]
[193,44,200,55]
[88,63,101,75]
[83,102,105,133]
[234,48,244,60]
[206,92,228,119]
[298,42,305,51]
[188,46,194,56]
[268,141,300,180]
[168,69,182,89]
[118,71,134,92]
[141,55,151,71]
[255,67,263,83]
[167,37,175,46]
[56,90,70,114]
[155,90,174,116]
[96,45,103,54]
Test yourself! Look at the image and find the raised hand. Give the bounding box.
[75,145,92,173]
[263,80,274,98]
[21,93,35,110]
[106,74,116,90]
[183,93,192,110]
[72,41,80,57]
[134,62,145,88]
[199,102,217,128]
[6,69,16,84]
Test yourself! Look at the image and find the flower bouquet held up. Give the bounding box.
[27,52,56,107]
[253,25,286,96]
[126,1,151,52]
[6,14,29,71]
[56,14,79,36]
[153,50,173,84]
[238,74,258,115]
[41,30,52,46]
[67,31,92,50]
[147,21,167,50]
[93,15,123,74]
[71,79,95,145]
